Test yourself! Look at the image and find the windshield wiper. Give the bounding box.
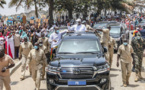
[58,52,75,54]
[76,52,98,54]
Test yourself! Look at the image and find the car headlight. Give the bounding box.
[93,64,110,72]
[46,65,60,74]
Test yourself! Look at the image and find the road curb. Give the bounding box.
[10,61,22,75]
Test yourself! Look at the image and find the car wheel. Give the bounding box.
[102,78,111,90]
[46,74,55,90]
[47,83,55,90]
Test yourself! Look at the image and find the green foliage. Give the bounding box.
[0,0,6,8]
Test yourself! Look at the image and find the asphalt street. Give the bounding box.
[3,54,145,90]
[3,31,145,90]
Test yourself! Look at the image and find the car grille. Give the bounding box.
[60,67,93,79]
[57,87,99,90]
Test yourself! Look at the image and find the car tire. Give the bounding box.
[46,74,55,90]
[102,77,111,90]
[47,83,54,90]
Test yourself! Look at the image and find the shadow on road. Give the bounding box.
[128,84,139,87]
[25,75,31,79]
[111,68,121,71]
[110,74,118,77]
[10,81,19,85]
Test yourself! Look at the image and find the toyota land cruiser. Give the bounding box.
[46,32,111,90]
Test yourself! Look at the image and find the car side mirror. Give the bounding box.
[104,47,107,53]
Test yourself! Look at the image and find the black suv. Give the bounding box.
[46,32,110,90]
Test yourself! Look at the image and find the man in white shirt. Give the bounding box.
[49,27,67,49]
[68,19,86,32]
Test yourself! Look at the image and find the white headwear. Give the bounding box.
[76,19,81,22]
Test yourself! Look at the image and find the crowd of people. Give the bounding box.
[0,12,145,90]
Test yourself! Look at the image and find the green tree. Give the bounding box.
[54,0,75,19]
[95,0,134,15]
[0,0,6,8]
[9,0,46,18]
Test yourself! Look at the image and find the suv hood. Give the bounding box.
[49,57,106,67]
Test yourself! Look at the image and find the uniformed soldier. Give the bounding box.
[39,40,47,80]
[131,34,144,82]
[108,36,116,67]
[19,37,33,80]
[0,47,15,90]
[117,39,134,87]
[38,33,50,62]
[26,42,47,90]
[96,26,111,61]
[38,33,50,52]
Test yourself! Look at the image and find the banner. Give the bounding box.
[22,15,26,24]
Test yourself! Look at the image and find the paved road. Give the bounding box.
[8,67,46,90]
[110,54,145,90]
[4,31,145,90]
[6,55,145,90]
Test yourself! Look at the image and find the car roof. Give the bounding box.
[96,21,109,24]
[63,32,99,40]
[109,22,121,27]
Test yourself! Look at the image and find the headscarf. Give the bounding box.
[20,31,29,41]
[21,31,27,39]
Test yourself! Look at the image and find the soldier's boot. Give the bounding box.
[20,76,25,81]
[135,74,139,82]
[135,77,139,82]
[139,72,143,79]
[35,88,39,90]
[126,76,129,85]
[123,84,127,87]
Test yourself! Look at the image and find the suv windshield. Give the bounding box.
[93,23,108,29]
[110,27,120,34]
[58,39,100,54]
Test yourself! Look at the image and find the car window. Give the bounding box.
[93,23,107,29]
[110,27,120,34]
[58,39,100,53]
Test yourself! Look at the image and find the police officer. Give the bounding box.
[0,47,15,90]
[38,33,50,62]
[96,26,111,61]
[38,33,50,52]
[131,34,144,82]
[117,39,134,87]
[19,37,33,80]
[108,36,116,67]
[26,42,47,90]
[39,40,47,80]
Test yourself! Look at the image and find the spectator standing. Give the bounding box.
[13,31,20,59]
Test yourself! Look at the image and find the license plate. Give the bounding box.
[68,81,86,86]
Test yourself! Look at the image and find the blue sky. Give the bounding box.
[0,0,48,16]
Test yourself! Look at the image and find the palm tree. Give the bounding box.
[0,0,6,8]
[9,0,43,18]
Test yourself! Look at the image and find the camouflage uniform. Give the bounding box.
[131,35,144,81]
